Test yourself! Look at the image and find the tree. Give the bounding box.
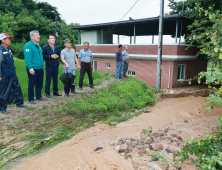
[168,0,222,43]
[36,2,61,22]
[186,4,222,108]
[168,0,222,20]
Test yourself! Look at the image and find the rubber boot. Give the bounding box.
[71,85,78,94]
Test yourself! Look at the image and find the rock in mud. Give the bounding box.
[166,146,176,154]
[138,149,147,156]
[151,143,163,151]
[120,143,128,150]
[2,158,9,164]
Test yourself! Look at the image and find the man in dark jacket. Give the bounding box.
[116,44,123,79]
[42,34,62,98]
[0,33,28,114]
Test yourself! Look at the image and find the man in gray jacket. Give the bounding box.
[122,46,129,78]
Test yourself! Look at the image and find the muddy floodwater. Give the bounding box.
[9,97,222,170]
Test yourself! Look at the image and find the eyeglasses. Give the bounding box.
[49,38,55,40]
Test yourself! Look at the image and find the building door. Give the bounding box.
[93,60,98,71]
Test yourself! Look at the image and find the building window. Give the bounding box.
[127,71,135,76]
[93,60,98,71]
[177,64,186,80]
[106,63,110,69]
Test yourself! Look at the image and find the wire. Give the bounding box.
[91,0,139,46]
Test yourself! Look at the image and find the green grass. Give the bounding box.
[0,76,161,169]
[14,58,114,100]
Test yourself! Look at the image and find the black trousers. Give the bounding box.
[45,66,58,94]
[26,67,43,101]
[0,75,23,110]
[79,62,93,87]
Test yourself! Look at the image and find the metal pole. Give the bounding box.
[175,19,178,43]
[118,34,119,44]
[168,59,172,88]
[55,16,57,45]
[101,28,103,44]
[78,30,80,44]
[179,20,182,43]
[152,35,154,44]
[130,36,132,44]
[134,24,136,44]
[156,0,164,89]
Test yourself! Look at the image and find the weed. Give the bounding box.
[27,106,35,110]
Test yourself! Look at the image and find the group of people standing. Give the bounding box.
[0,30,94,114]
[116,44,129,79]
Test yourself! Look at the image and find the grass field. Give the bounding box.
[14,58,114,100]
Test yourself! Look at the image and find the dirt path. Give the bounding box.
[8,96,222,170]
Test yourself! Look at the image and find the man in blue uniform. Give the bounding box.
[77,42,94,90]
[0,33,28,114]
[42,34,62,98]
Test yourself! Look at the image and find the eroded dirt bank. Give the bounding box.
[9,97,222,170]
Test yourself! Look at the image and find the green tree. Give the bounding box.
[0,12,18,36]
[15,9,39,40]
[168,0,222,20]
[186,4,222,108]
[36,1,61,21]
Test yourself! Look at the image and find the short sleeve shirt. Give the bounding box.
[79,49,93,62]
[61,48,76,69]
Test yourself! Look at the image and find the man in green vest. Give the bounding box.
[23,30,47,104]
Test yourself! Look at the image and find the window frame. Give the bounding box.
[127,71,135,77]
[93,60,98,71]
[177,64,186,81]
[106,63,110,69]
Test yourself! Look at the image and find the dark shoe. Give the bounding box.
[46,94,52,98]
[64,87,69,96]
[90,85,95,89]
[0,110,9,114]
[79,87,83,90]
[53,92,62,96]
[29,101,37,104]
[36,97,48,101]
[119,77,123,79]
[123,76,128,78]
[16,104,28,108]
[71,85,78,94]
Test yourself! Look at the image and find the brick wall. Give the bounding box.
[77,44,206,88]
[76,45,199,55]
[93,57,207,88]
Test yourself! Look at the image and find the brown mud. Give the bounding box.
[9,95,222,170]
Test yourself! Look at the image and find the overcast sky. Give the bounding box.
[38,0,184,44]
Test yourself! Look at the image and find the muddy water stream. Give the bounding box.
[10,97,222,170]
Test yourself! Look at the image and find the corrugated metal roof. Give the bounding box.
[72,14,193,32]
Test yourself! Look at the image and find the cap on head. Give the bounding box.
[64,39,71,43]
[0,33,15,40]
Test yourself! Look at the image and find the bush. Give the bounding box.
[58,77,158,117]
[10,37,27,59]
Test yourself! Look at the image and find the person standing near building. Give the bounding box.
[122,46,129,78]
[23,30,47,104]
[77,42,94,90]
[0,33,28,114]
[116,44,123,79]
[42,34,62,98]
[61,39,79,94]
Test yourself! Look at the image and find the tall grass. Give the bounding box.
[14,58,113,100]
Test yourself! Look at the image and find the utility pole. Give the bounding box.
[156,0,164,89]
[55,16,58,45]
